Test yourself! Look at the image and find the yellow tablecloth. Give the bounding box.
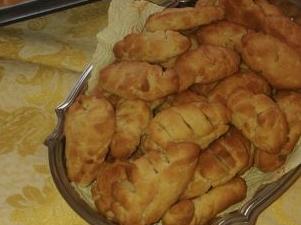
[0,1,300,225]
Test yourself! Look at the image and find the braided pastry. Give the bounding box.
[181,127,252,199]
[144,101,231,151]
[92,143,200,225]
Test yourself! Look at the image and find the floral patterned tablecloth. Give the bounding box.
[0,1,300,225]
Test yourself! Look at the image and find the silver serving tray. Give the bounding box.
[45,64,301,225]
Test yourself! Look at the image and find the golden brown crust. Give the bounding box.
[196,21,248,49]
[256,0,301,53]
[221,0,266,30]
[64,95,115,186]
[189,81,219,96]
[113,31,191,63]
[92,161,130,221]
[254,150,286,172]
[144,101,231,151]
[240,32,301,89]
[171,90,208,106]
[255,0,284,16]
[163,177,247,225]
[196,0,220,7]
[154,90,207,113]
[144,6,224,32]
[221,0,282,29]
[263,16,301,55]
[275,91,301,154]
[227,89,288,154]
[98,61,178,101]
[160,56,178,69]
[208,72,271,105]
[175,45,240,91]
[222,0,301,53]
[92,143,200,225]
[181,127,251,199]
[160,34,199,69]
[269,0,300,18]
[255,91,301,172]
[110,99,151,159]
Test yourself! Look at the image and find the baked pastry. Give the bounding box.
[113,31,191,63]
[181,127,252,199]
[171,91,207,106]
[196,0,220,7]
[240,32,301,89]
[175,45,240,91]
[254,0,284,16]
[160,56,178,69]
[208,72,271,105]
[269,0,301,18]
[227,89,288,154]
[144,6,224,32]
[254,150,285,172]
[255,91,301,172]
[110,99,151,159]
[144,101,231,151]
[262,16,301,54]
[189,81,219,96]
[276,91,301,155]
[154,90,207,113]
[92,143,200,225]
[221,0,266,30]
[196,21,247,49]
[64,95,115,186]
[160,34,199,69]
[221,0,282,30]
[162,177,247,225]
[222,0,301,53]
[97,61,178,101]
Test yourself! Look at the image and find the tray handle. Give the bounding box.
[212,165,301,225]
[44,64,93,147]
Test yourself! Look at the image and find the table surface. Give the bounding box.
[0,1,300,225]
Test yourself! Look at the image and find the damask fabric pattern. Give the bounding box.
[0,1,300,225]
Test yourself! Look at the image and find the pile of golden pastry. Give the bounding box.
[64,0,301,225]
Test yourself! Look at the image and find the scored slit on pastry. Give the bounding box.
[144,101,231,151]
[181,127,251,199]
[92,143,201,225]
